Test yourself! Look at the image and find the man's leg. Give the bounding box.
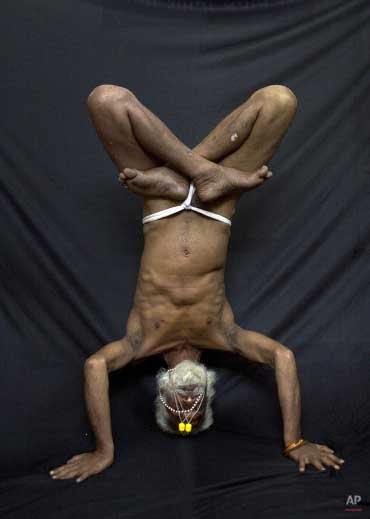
[194,85,297,176]
[87,85,191,201]
[120,85,297,201]
[87,85,270,202]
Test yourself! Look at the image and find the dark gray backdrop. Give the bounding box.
[1,0,369,517]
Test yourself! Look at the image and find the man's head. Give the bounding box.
[154,359,216,435]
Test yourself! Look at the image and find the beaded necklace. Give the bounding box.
[159,366,208,434]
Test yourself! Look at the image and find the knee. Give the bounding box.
[87,84,136,111]
[254,84,298,113]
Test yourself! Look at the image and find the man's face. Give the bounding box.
[165,384,207,429]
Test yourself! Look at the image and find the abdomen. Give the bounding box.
[141,209,231,275]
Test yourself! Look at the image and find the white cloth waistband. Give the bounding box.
[142,181,232,226]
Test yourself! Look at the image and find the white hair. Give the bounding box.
[154,359,217,435]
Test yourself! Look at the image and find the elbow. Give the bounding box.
[84,356,106,371]
[274,347,295,366]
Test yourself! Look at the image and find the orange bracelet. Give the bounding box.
[283,438,307,456]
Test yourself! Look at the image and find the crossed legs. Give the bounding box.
[87,84,297,202]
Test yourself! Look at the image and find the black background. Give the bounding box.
[1,0,369,517]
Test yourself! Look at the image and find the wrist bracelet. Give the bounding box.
[283,438,307,455]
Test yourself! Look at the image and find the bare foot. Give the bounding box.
[194,162,273,203]
[119,166,189,201]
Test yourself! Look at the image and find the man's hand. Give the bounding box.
[286,441,345,472]
[49,449,114,483]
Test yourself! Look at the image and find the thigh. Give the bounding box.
[219,86,297,172]
[87,84,162,173]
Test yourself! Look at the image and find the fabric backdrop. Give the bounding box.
[1,0,369,517]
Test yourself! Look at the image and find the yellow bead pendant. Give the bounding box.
[185,423,192,433]
[178,422,185,432]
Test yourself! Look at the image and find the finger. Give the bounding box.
[50,454,86,475]
[317,444,335,454]
[57,467,80,478]
[51,472,69,479]
[54,463,84,475]
[62,462,80,471]
[76,472,90,483]
[50,465,68,475]
[321,455,341,470]
[51,467,75,478]
[67,457,82,464]
[327,453,345,465]
[299,458,306,472]
[56,472,77,480]
[311,459,326,471]
[50,463,69,471]
[63,468,80,478]
[326,455,342,470]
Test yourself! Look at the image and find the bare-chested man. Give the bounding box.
[49,84,345,483]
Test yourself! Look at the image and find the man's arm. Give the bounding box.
[233,325,301,445]
[83,337,135,453]
[232,325,345,472]
[49,337,135,483]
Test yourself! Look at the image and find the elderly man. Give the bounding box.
[49,84,345,483]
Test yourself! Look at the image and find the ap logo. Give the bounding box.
[345,495,362,512]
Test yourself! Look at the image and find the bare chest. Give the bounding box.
[125,280,236,360]
[126,210,236,359]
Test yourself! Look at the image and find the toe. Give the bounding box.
[123,168,139,179]
[76,472,90,483]
[257,166,269,178]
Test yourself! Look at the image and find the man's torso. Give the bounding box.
[125,190,240,360]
